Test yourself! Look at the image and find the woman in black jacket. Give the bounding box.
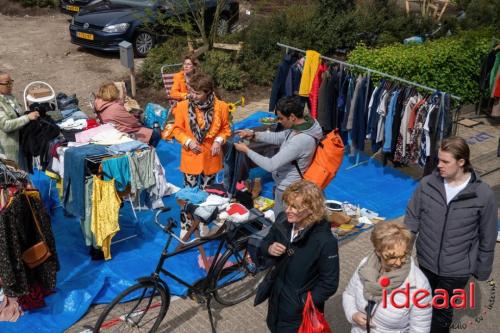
[259,180,339,333]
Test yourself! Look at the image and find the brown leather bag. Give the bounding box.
[21,194,51,269]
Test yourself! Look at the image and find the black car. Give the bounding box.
[69,0,239,57]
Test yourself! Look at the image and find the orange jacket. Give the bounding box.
[172,98,231,175]
[169,71,188,101]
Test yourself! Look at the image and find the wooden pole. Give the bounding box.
[130,66,136,98]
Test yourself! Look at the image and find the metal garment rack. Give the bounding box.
[276,42,462,169]
[474,37,500,117]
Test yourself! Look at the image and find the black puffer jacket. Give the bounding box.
[259,213,339,333]
[404,170,497,280]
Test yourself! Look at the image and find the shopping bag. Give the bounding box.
[298,292,332,333]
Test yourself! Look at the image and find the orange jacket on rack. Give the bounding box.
[172,98,231,175]
[169,72,188,101]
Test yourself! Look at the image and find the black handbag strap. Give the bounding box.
[24,193,46,243]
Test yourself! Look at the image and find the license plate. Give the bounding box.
[66,5,79,12]
[76,31,94,40]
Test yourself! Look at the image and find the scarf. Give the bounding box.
[188,93,215,144]
[358,251,411,302]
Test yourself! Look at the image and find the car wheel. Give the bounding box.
[216,16,230,37]
[133,31,155,57]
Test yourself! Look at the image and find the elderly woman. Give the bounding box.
[94,83,160,146]
[342,222,432,333]
[0,71,40,164]
[258,180,339,333]
[169,55,199,101]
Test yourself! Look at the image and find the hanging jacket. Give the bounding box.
[0,191,59,297]
[0,94,30,164]
[259,213,339,333]
[269,54,299,112]
[309,63,328,119]
[285,58,304,97]
[19,113,60,173]
[298,50,321,97]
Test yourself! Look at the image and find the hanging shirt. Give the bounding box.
[90,176,121,260]
[444,175,471,204]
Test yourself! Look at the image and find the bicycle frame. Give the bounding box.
[149,220,248,299]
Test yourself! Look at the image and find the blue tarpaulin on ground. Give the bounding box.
[0,111,417,333]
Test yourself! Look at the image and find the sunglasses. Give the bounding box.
[0,80,14,86]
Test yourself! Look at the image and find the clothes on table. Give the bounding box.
[91,176,121,260]
[108,140,148,154]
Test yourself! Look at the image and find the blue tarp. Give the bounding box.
[0,111,417,333]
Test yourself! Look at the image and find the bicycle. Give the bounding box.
[93,207,269,333]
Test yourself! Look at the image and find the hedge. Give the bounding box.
[347,28,494,104]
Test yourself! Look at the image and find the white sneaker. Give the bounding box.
[497,231,500,243]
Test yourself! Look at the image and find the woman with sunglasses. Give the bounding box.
[259,180,339,333]
[0,72,40,165]
[342,222,432,333]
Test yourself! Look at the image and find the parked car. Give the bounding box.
[69,0,239,57]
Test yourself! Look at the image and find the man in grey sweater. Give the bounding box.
[405,136,497,333]
[234,96,323,214]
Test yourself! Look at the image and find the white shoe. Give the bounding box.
[497,231,500,242]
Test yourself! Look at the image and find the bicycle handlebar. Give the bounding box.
[153,207,203,246]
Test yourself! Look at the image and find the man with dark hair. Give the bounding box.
[234,96,322,214]
[404,136,497,333]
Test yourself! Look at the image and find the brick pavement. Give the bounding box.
[66,104,499,333]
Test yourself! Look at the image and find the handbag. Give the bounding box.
[21,194,51,269]
[254,219,291,306]
[298,291,332,333]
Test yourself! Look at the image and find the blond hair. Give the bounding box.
[282,180,327,228]
[96,83,120,102]
[371,222,412,253]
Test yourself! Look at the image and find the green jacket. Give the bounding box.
[0,94,30,163]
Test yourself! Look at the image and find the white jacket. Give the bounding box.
[342,257,432,333]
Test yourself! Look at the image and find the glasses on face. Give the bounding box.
[0,80,14,87]
[381,251,409,263]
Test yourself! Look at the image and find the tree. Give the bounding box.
[158,0,236,52]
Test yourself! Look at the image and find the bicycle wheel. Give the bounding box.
[212,245,268,306]
[94,279,170,333]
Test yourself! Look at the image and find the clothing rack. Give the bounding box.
[277,42,462,101]
[474,37,500,117]
[277,42,462,169]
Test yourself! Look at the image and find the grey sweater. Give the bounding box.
[247,120,323,191]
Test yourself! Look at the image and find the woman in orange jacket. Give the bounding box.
[169,72,231,236]
[169,55,200,101]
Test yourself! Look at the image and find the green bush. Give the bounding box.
[460,0,500,30]
[347,28,495,103]
[200,50,246,91]
[140,36,189,89]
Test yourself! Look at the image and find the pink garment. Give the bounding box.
[0,296,23,322]
[94,99,153,144]
[74,123,116,143]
